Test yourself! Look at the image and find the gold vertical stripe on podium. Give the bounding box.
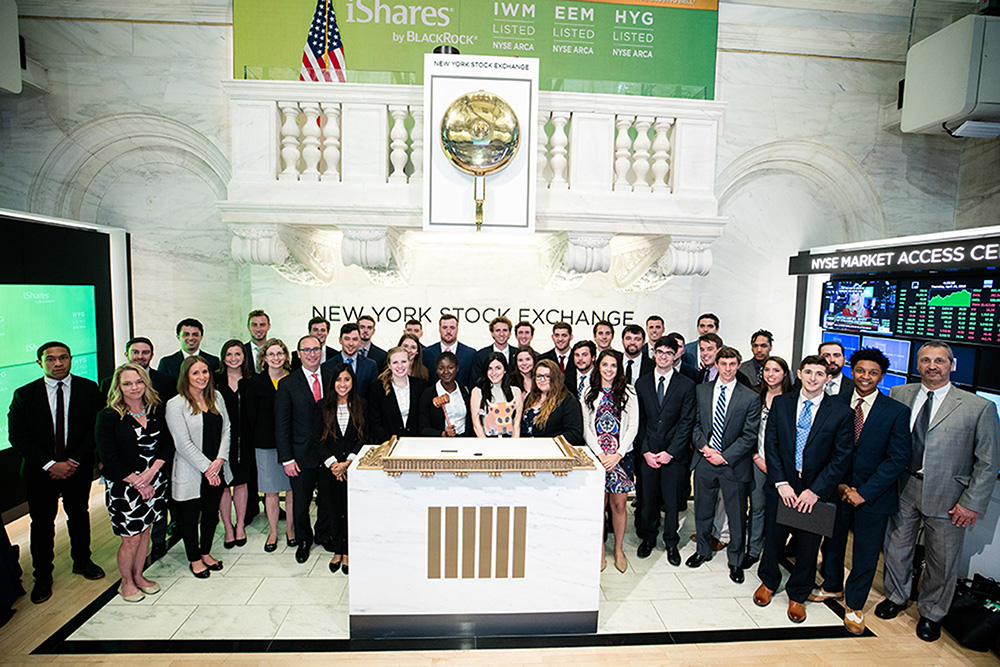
[427,506,441,579]
[444,507,459,578]
[462,507,476,578]
[495,506,510,578]
[512,506,527,578]
[478,506,493,578]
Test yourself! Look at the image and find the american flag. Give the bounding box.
[300,0,346,83]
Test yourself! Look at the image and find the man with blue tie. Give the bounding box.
[753,355,853,623]
[565,340,596,399]
[322,323,377,397]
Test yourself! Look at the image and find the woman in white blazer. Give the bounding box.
[165,356,232,578]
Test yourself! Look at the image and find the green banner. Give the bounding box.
[234,0,717,98]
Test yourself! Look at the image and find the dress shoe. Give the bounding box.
[808,587,844,602]
[729,565,745,584]
[264,540,278,553]
[916,616,941,642]
[614,554,628,573]
[119,586,145,603]
[72,561,106,580]
[741,553,759,569]
[286,537,298,548]
[753,583,773,607]
[787,600,806,623]
[189,563,211,579]
[295,543,311,563]
[30,579,52,604]
[223,539,236,550]
[138,582,160,595]
[329,559,342,574]
[711,538,727,552]
[874,598,906,620]
[150,542,168,561]
[341,563,349,575]
[637,541,655,559]
[235,537,247,547]
[844,608,865,635]
[685,552,707,568]
[666,546,681,566]
[202,560,223,571]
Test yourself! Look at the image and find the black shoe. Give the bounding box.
[916,617,941,642]
[666,546,681,566]
[874,598,906,620]
[286,537,298,548]
[342,563,349,575]
[685,552,707,568]
[264,540,278,553]
[30,579,52,604]
[190,563,211,579]
[637,541,655,559]
[223,539,236,550]
[295,543,311,563]
[235,537,247,547]
[72,561,106,580]
[329,559,341,573]
[202,560,223,571]
[150,542,168,561]
[741,553,759,569]
[729,565,745,584]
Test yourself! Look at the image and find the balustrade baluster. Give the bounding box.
[650,117,673,191]
[630,116,652,192]
[321,102,341,180]
[278,101,302,180]
[549,111,570,188]
[410,108,424,179]
[613,116,634,190]
[538,113,550,186]
[300,102,322,180]
[389,105,409,183]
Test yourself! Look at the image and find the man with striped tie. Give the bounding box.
[687,347,761,584]
[753,355,853,623]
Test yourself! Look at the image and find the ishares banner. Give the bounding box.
[233,0,718,98]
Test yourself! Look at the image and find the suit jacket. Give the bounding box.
[244,341,269,374]
[582,385,639,455]
[313,400,368,463]
[362,343,388,373]
[564,366,593,399]
[243,371,282,450]
[740,359,764,386]
[676,363,698,382]
[623,354,654,384]
[419,383,474,436]
[834,390,912,515]
[321,353,377,398]
[95,406,174,482]
[527,393,584,446]
[634,371,696,460]
[424,341,477,389]
[157,350,221,378]
[889,383,1000,516]
[764,392,853,501]
[274,368,334,469]
[290,345,338,370]
[540,348,572,372]
[100,366,176,403]
[368,376,428,443]
[691,380,762,484]
[698,366,753,388]
[7,375,103,480]
[682,341,699,372]
[793,374,855,396]
[164,393,232,502]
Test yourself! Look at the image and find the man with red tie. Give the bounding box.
[540,322,573,373]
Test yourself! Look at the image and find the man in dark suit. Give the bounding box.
[322,323,377,398]
[539,321,573,373]
[99,336,175,402]
[357,315,388,372]
[687,347,761,584]
[753,355,853,623]
[244,309,271,373]
[593,320,615,354]
[157,318,220,378]
[640,315,664,359]
[819,341,855,396]
[634,337,696,565]
[291,316,338,370]
[698,333,753,388]
[514,321,535,348]
[811,348,911,635]
[739,329,773,387]
[7,342,105,603]
[876,342,1000,642]
[472,316,514,383]
[424,313,477,389]
[275,335,333,564]
[666,332,698,382]
[621,324,653,385]
[682,313,719,371]
[565,340,596,399]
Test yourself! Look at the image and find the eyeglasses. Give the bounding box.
[299,347,322,354]
[534,373,551,381]
[266,352,286,359]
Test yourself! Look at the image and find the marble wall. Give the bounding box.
[0,4,969,363]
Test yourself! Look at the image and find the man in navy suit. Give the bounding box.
[7,342,105,603]
[244,309,271,374]
[682,313,719,371]
[157,318,220,378]
[423,313,477,388]
[753,355,853,623]
[357,315,387,373]
[291,316,338,370]
[640,315,665,359]
[621,324,653,385]
[472,316,514,383]
[539,321,573,373]
[565,340,596,399]
[810,348,911,635]
[322,323,377,397]
[514,321,535,348]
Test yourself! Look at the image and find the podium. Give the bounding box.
[348,437,604,638]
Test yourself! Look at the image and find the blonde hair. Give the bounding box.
[106,363,161,417]
[176,356,220,415]
[257,338,291,373]
[377,346,410,395]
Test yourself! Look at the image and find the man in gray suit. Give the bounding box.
[687,347,761,584]
[875,342,999,642]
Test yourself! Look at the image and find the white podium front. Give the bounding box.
[348,437,604,638]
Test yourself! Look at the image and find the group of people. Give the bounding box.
[6,309,998,645]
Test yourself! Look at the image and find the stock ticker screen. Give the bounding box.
[896,277,999,345]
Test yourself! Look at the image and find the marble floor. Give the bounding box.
[60,506,843,645]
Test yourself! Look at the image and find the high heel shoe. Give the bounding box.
[202,559,224,571]
[190,564,210,579]
[235,537,247,547]
[264,540,278,553]
[614,554,628,574]
[223,539,236,549]
[328,558,342,574]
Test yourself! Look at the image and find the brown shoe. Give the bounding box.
[711,538,728,552]
[753,583,773,607]
[808,587,844,602]
[844,608,865,635]
[787,600,806,623]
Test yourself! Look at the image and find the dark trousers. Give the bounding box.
[693,464,748,566]
[638,457,686,548]
[758,491,823,603]
[25,471,92,580]
[329,476,349,554]
[820,501,889,610]
[174,480,224,562]
[290,465,334,546]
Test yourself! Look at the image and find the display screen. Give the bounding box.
[977,347,1000,392]
[861,336,911,375]
[0,284,99,452]
[821,280,896,334]
[821,331,860,379]
[908,342,976,386]
[877,372,908,394]
[896,276,1000,345]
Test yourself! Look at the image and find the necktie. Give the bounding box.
[558,355,565,372]
[361,347,368,358]
[795,399,813,471]
[657,375,666,406]
[348,357,355,371]
[578,375,585,397]
[54,381,66,459]
[756,363,763,385]
[910,390,933,472]
[311,373,322,402]
[711,385,726,450]
[854,397,864,443]
[626,359,634,384]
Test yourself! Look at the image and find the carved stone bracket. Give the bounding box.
[230,225,290,266]
[611,235,713,293]
[277,225,340,285]
[340,225,412,287]
[540,232,613,291]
